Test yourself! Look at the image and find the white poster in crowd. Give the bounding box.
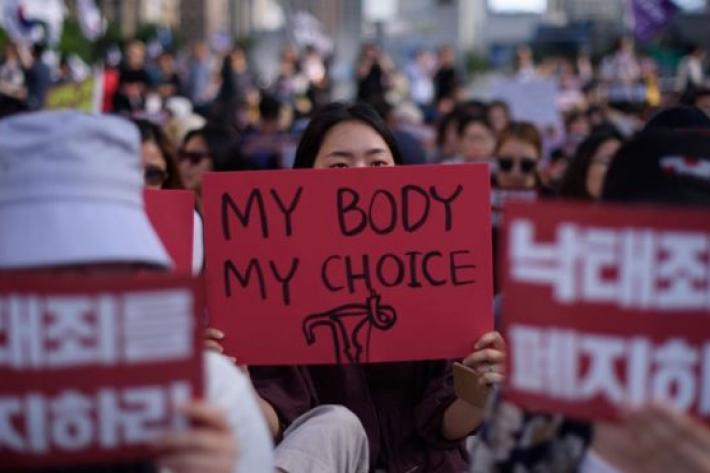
[0,0,65,45]
[490,77,561,130]
[76,0,105,41]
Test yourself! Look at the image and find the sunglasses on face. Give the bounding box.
[497,156,537,174]
[178,149,210,165]
[144,166,168,187]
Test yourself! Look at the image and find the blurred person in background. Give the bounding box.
[558,128,625,200]
[183,41,214,109]
[114,40,151,114]
[487,100,512,136]
[134,119,184,190]
[601,36,642,108]
[0,43,26,100]
[676,45,706,98]
[562,110,592,157]
[373,99,428,165]
[688,88,710,118]
[433,45,460,114]
[450,113,497,166]
[356,43,390,105]
[302,45,329,110]
[135,117,207,275]
[406,49,435,120]
[22,43,52,110]
[178,125,246,207]
[241,94,289,170]
[435,109,463,163]
[515,44,537,81]
[153,51,182,101]
[493,122,543,191]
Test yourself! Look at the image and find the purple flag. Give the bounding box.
[632,0,678,42]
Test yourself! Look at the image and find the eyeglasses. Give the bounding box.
[178,149,210,165]
[497,156,537,175]
[144,166,168,187]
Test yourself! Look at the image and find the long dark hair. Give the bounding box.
[558,128,624,200]
[293,102,403,169]
[182,125,248,172]
[133,119,184,189]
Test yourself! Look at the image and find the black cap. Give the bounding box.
[643,106,710,132]
[602,129,710,206]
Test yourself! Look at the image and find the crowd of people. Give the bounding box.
[2,30,710,473]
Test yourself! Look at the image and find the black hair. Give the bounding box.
[183,125,248,172]
[436,109,461,148]
[602,129,710,206]
[488,99,510,114]
[293,102,403,169]
[0,92,28,119]
[457,112,493,137]
[459,100,488,118]
[133,119,184,189]
[558,128,625,200]
[644,106,710,132]
[259,94,281,122]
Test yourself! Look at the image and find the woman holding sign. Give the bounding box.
[250,102,505,473]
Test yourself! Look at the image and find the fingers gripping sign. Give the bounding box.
[455,331,506,408]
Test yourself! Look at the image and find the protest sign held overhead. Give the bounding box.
[202,164,494,365]
[501,200,710,423]
[144,189,195,274]
[0,275,203,470]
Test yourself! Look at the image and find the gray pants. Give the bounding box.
[275,405,370,473]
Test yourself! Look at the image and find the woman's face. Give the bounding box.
[313,121,396,169]
[460,122,496,163]
[141,140,168,190]
[178,135,213,192]
[495,138,540,190]
[488,106,510,134]
[586,139,622,199]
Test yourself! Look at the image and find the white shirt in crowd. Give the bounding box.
[205,352,274,473]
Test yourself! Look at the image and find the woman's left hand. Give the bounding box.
[462,331,506,386]
[155,401,239,473]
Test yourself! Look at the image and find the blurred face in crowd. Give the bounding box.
[230,48,247,72]
[568,114,591,138]
[495,137,540,190]
[695,94,710,118]
[586,138,622,199]
[141,139,168,190]
[126,42,146,69]
[179,134,213,192]
[441,120,460,159]
[439,47,455,67]
[460,121,496,163]
[313,121,395,169]
[158,53,175,74]
[488,104,510,134]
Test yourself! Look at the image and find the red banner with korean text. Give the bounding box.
[501,200,710,422]
[202,164,494,365]
[0,275,203,470]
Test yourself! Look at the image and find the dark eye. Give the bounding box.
[371,160,389,167]
[329,162,349,169]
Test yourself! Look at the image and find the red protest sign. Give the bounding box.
[501,200,710,422]
[202,164,494,365]
[144,189,195,273]
[0,275,203,470]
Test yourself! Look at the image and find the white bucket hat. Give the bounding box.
[0,110,172,269]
